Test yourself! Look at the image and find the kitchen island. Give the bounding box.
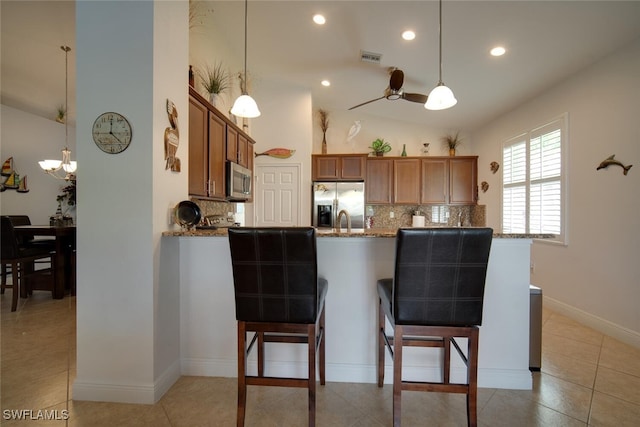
[168,228,538,390]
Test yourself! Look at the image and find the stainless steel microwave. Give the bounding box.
[226,162,252,200]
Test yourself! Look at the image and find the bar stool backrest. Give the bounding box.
[228,227,319,324]
[393,227,493,326]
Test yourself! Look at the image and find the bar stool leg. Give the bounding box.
[237,321,247,427]
[392,325,403,427]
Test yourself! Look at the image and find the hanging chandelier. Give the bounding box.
[425,0,457,110]
[39,45,77,180]
[231,0,261,118]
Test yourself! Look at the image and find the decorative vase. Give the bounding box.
[401,144,407,157]
[189,65,194,87]
[322,132,328,154]
[449,148,456,156]
[209,93,220,108]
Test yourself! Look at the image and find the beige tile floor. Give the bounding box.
[2,291,640,426]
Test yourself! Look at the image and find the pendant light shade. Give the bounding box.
[39,45,77,180]
[232,0,260,118]
[425,0,457,111]
[425,83,457,110]
[231,94,260,118]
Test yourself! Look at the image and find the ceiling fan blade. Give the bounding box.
[348,96,385,110]
[402,92,429,104]
[389,69,404,91]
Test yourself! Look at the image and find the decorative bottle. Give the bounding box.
[401,144,407,157]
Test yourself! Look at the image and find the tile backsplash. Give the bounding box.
[192,198,486,229]
[368,204,486,229]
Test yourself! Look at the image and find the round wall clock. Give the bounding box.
[92,112,132,154]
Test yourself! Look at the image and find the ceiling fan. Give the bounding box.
[348,67,428,110]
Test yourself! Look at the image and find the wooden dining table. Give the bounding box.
[13,225,76,299]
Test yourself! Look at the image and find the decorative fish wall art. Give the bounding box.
[254,148,296,159]
[596,155,632,176]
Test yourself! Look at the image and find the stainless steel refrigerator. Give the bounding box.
[312,182,365,229]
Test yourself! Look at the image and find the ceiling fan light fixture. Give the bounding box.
[231,94,261,118]
[425,83,457,110]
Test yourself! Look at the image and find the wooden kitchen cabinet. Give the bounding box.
[363,155,478,206]
[312,154,366,181]
[189,94,226,199]
[189,87,255,201]
[421,158,448,204]
[226,126,237,162]
[366,158,393,204]
[189,95,208,197]
[237,133,249,168]
[394,159,421,204]
[421,156,477,205]
[449,157,477,204]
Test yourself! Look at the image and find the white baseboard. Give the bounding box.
[180,359,532,390]
[544,296,640,349]
[72,360,181,404]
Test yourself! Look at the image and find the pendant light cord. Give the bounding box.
[62,45,71,148]
[437,0,443,85]
[242,0,248,94]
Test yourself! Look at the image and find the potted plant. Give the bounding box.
[369,138,392,156]
[199,62,229,107]
[55,105,66,124]
[441,131,462,156]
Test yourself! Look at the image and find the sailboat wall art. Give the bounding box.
[0,157,30,193]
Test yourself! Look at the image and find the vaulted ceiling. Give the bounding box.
[3,1,640,130]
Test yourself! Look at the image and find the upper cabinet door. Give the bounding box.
[449,157,478,204]
[312,154,366,181]
[208,112,226,199]
[339,155,366,180]
[226,126,238,163]
[421,158,448,204]
[188,95,208,198]
[366,158,393,204]
[394,159,421,204]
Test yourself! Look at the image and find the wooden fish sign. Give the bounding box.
[254,148,296,159]
[597,155,632,175]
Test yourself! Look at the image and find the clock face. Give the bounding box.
[92,112,132,154]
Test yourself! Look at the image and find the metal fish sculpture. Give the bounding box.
[254,148,296,159]
[596,155,632,176]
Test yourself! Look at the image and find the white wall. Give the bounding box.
[473,38,640,344]
[0,105,76,223]
[73,0,187,404]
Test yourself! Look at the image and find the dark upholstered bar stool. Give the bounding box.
[377,228,493,427]
[228,227,328,427]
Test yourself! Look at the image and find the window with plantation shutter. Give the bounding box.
[502,115,567,244]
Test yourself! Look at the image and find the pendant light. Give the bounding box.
[39,45,77,180]
[425,0,457,111]
[231,0,261,118]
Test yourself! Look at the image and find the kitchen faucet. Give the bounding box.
[337,209,352,232]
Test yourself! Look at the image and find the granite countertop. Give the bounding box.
[163,227,553,239]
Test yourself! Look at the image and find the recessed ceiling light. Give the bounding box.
[313,14,326,25]
[321,80,331,87]
[490,46,506,57]
[402,30,416,41]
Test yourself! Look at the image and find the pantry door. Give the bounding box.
[254,164,300,226]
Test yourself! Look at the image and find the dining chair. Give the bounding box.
[377,227,493,427]
[1,216,57,311]
[228,227,328,427]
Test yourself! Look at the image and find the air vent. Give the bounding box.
[360,50,382,64]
